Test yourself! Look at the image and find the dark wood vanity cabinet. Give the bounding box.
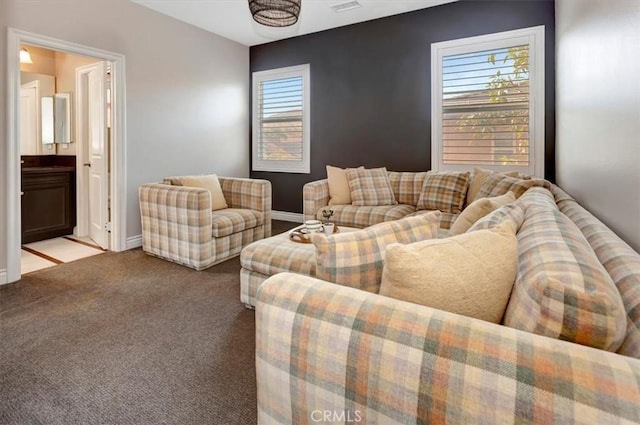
[21,157,76,244]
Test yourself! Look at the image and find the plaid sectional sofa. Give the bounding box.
[139,177,271,270]
[257,184,640,424]
[304,172,463,231]
[304,170,548,232]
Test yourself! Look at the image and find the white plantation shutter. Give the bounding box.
[252,64,310,173]
[431,27,544,177]
[258,76,303,161]
[442,45,529,166]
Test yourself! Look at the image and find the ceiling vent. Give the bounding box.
[330,1,362,13]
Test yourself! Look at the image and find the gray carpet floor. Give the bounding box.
[0,220,297,425]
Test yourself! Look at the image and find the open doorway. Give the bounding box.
[17,44,112,274]
[5,28,127,283]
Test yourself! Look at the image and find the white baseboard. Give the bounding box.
[126,235,143,250]
[271,210,304,223]
[0,269,7,285]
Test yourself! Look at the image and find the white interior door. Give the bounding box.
[20,83,38,155]
[86,62,109,249]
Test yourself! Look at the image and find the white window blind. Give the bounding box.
[252,64,310,173]
[443,45,529,166]
[258,76,303,161]
[431,26,544,177]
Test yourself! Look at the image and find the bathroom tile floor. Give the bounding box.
[21,236,107,275]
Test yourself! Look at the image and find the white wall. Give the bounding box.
[1,0,250,277]
[556,0,640,253]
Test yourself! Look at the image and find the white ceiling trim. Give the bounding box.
[131,0,458,46]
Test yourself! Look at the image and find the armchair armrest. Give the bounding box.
[256,273,640,425]
[139,183,213,268]
[219,177,272,237]
[303,179,330,222]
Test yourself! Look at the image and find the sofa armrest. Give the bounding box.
[219,177,272,237]
[256,273,640,425]
[139,183,213,264]
[303,179,330,222]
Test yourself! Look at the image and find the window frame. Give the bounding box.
[252,64,311,174]
[431,26,545,177]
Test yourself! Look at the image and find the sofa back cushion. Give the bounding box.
[475,172,549,200]
[311,212,440,294]
[346,167,397,206]
[468,188,554,234]
[504,195,627,352]
[416,171,470,214]
[388,171,428,206]
[551,184,640,358]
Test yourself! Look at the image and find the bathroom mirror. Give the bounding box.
[54,93,71,143]
[40,94,72,145]
[41,97,54,144]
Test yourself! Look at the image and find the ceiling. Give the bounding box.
[131,0,458,46]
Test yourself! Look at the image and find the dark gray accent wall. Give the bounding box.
[250,0,555,213]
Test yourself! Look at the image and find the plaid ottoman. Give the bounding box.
[240,226,357,307]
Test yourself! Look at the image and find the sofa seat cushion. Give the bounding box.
[406,209,458,230]
[316,204,415,228]
[211,208,263,237]
[503,191,627,352]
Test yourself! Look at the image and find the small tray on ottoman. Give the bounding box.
[289,225,339,244]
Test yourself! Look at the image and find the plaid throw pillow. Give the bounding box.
[346,167,397,206]
[311,212,441,294]
[475,173,550,200]
[388,172,428,206]
[416,171,470,213]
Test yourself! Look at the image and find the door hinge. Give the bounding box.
[104,222,112,232]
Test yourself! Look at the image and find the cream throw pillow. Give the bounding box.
[327,165,362,206]
[179,174,228,211]
[467,168,520,205]
[380,221,518,323]
[311,212,441,294]
[450,191,516,235]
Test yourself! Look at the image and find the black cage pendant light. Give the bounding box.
[248,0,301,27]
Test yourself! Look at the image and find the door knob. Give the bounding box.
[83,163,91,167]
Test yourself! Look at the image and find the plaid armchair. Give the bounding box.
[139,177,271,270]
